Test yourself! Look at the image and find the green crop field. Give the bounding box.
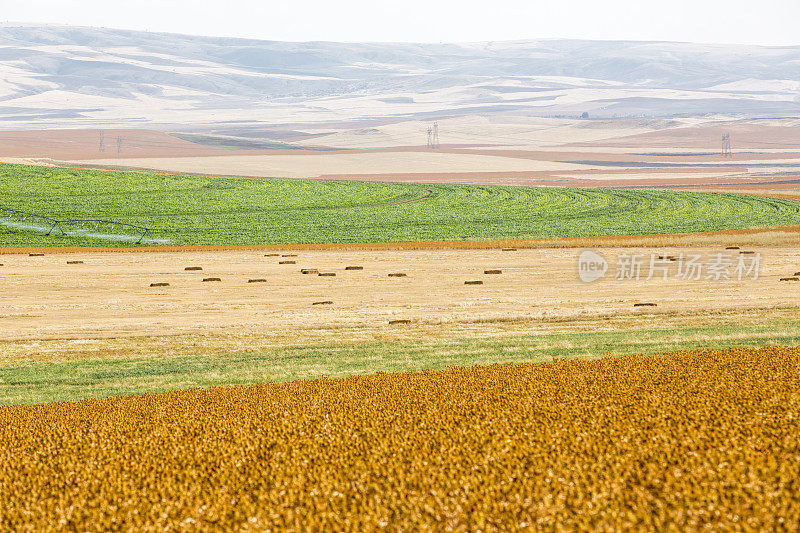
[2,163,799,247]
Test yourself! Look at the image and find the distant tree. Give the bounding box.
[580,112,590,119]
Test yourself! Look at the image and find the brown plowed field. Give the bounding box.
[0,129,234,159]
[3,128,800,191]
[571,123,800,149]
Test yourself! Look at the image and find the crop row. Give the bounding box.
[2,163,800,246]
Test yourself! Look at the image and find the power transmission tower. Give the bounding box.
[721,133,732,158]
[426,122,440,149]
[98,131,105,153]
[116,136,123,154]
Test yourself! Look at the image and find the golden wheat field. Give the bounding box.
[1,346,799,531]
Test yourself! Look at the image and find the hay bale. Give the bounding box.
[248,279,267,283]
[388,273,407,278]
[345,266,364,271]
[150,282,170,287]
[780,277,799,282]
[465,280,484,285]
[484,269,502,274]
[29,253,44,257]
[318,272,336,277]
[313,301,333,306]
[502,248,517,252]
[633,303,657,307]
[279,260,297,265]
[282,254,298,258]
[389,319,411,325]
[794,272,800,277]
[301,269,319,275]
[203,277,221,282]
[264,254,280,257]
[740,251,756,255]
[185,266,203,271]
[66,261,84,265]
[726,246,741,250]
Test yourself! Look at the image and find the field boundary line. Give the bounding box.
[2,224,799,254]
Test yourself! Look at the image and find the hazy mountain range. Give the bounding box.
[1,23,799,132]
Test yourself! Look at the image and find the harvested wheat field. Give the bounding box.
[1,346,798,530]
[1,246,799,340]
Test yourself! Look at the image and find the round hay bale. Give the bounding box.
[345,266,364,271]
[465,280,484,285]
[318,272,336,277]
[794,272,800,277]
[66,261,84,265]
[248,279,267,283]
[779,277,799,282]
[388,273,407,278]
[389,319,411,325]
[484,269,502,275]
[282,254,298,258]
[740,251,756,255]
[29,253,44,257]
[313,301,333,306]
[203,277,221,282]
[633,303,657,307]
[301,269,319,275]
[502,248,517,252]
[725,246,740,250]
[279,261,297,265]
[264,254,280,257]
[150,282,170,287]
[185,266,203,271]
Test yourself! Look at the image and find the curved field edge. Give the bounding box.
[3,163,800,247]
[3,306,800,406]
[2,346,799,530]
[2,222,800,254]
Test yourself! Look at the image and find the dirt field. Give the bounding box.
[3,121,800,190]
[0,129,239,160]
[1,246,797,342]
[68,151,591,178]
[64,144,800,188]
[572,122,800,150]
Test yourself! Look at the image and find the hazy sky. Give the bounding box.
[3,0,800,45]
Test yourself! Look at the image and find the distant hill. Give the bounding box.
[1,23,799,130]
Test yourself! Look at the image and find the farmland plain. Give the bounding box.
[2,346,799,530]
[3,164,800,247]
[3,25,800,531]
